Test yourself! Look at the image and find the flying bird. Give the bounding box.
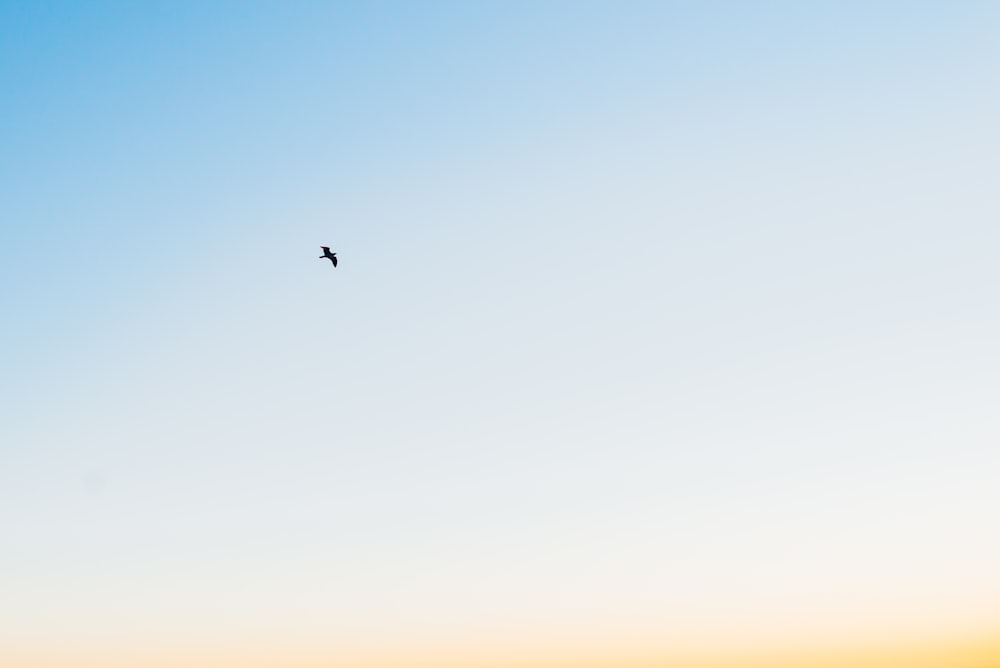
[319,246,338,267]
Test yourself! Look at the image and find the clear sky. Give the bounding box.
[2,2,999,666]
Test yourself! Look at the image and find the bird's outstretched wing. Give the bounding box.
[331,256,338,267]
[320,246,330,251]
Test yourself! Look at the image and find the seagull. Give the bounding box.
[319,246,338,268]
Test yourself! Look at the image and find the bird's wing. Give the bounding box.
[331,256,338,267]
[320,246,330,251]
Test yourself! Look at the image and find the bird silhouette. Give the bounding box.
[319,246,338,268]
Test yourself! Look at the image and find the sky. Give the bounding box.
[2,2,1000,666]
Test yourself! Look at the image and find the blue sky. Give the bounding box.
[2,1,1000,662]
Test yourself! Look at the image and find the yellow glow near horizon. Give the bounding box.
[5,634,1000,668]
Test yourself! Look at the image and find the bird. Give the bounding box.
[319,246,338,268]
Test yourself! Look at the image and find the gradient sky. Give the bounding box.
[3,2,1000,665]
